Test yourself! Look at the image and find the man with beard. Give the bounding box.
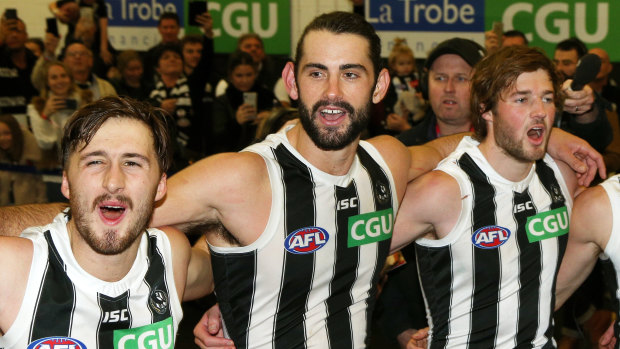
[0,97,213,347]
[389,46,580,348]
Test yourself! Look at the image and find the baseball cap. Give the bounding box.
[425,38,486,69]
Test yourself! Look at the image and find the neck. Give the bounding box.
[66,219,141,282]
[478,137,535,182]
[436,119,472,136]
[73,71,90,84]
[184,65,194,76]
[125,78,141,88]
[286,124,359,176]
[11,48,27,69]
[161,73,181,88]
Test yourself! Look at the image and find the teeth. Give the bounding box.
[321,109,343,114]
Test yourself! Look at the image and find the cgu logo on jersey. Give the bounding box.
[284,227,330,254]
[113,317,173,349]
[526,206,569,243]
[471,225,511,249]
[27,336,87,349]
[348,208,393,247]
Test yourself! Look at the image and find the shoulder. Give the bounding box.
[366,135,411,197]
[571,185,611,247]
[547,155,580,197]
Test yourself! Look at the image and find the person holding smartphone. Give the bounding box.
[211,50,279,153]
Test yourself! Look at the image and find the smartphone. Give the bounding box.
[492,21,503,47]
[5,9,17,20]
[65,98,77,110]
[189,1,207,26]
[243,92,257,119]
[46,17,59,37]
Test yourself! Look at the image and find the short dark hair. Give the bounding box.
[181,34,204,48]
[237,33,264,49]
[555,37,587,58]
[294,11,382,80]
[158,12,180,26]
[156,43,183,65]
[502,30,528,45]
[471,46,563,140]
[227,50,257,76]
[61,96,173,173]
[0,114,24,161]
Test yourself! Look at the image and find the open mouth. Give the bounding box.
[319,108,346,124]
[98,202,127,225]
[527,126,544,144]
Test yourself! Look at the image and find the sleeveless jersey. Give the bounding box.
[600,174,620,349]
[0,212,183,349]
[208,127,398,349]
[415,137,572,349]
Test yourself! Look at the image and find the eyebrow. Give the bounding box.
[302,63,368,72]
[80,151,151,163]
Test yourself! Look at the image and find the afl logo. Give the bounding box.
[284,227,329,254]
[28,336,87,349]
[472,225,511,249]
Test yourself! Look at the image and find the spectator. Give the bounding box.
[110,50,152,101]
[25,37,44,57]
[212,50,279,152]
[143,12,181,84]
[62,42,116,99]
[49,0,114,66]
[502,29,528,47]
[383,38,425,135]
[0,15,39,127]
[0,114,46,205]
[215,33,279,97]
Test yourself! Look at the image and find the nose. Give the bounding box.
[103,163,125,193]
[531,98,547,118]
[325,74,342,100]
[444,77,455,93]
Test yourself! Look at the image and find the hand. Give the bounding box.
[160,99,177,114]
[484,30,499,53]
[598,321,616,349]
[100,46,113,65]
[562,80,595,115]
[385,113,412,133]
[548,127,606,186]
[407,327,429,349]
[255,110,270,125]
[194,304,236,349]
[44,32,60,58]
[196,12,214,38]
[235,104,257,125]
[43,96,67,116]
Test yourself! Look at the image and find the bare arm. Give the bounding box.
[408,133,469,182]
[0,202,66,236]
[0,237,33,334]
[184,235,214,301]
[555,186,609,309]
[547,127,606,186]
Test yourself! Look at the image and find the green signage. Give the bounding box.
[525,206,569,243]
[348,208,394,247]
[113,317,174,349]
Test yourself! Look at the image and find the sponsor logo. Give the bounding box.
[284,227,329,254]
[375,182,390,205]
[103,309,130,323]
[113,317,174,349]
[526,206,569,243]
[348,208,393,247]
[337,197,358,210]
[514,201,534,213]
[149,290,168,315]
[471,225,511,249]
[27,337,87,349]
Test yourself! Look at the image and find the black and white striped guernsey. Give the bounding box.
[208,126,398,348]
[0,212,183,349]
[600,174,620,349]
[415,137,572,348]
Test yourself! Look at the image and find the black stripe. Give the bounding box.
[357,146,394,345]
[535,160,567,343]
[415,244,453,349]
[458,153,499,348]
[325,182,359,348]
[210,249,257,349]
[30,231,76,340]
[274,144,316,349]
[513,190,541,346]
[97,291,131,346]
[143,233,172,323]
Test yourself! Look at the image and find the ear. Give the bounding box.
[154,173,167,202]
[372,68,390,104]
[61,171,71,200]
[282,61,299,101]
[481,105,493,123]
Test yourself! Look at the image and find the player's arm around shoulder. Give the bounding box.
[390,169,462,253]
[160,226,214,302]
[153,151,268,234]
[367,135,411,203]
[555,184,610,309]
[0,236,34,335]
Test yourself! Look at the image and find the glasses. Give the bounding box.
[66,51,92,58]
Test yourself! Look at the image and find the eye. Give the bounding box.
[515,97,527,103]
[86,160,103,166]
[124,161,141,167]
[543,96,554,103]
[343,71,359,79]
[309,71,325,79]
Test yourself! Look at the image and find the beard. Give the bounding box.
[298,95,371,151]
[494,114,548,162]
[69,190,155,255]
